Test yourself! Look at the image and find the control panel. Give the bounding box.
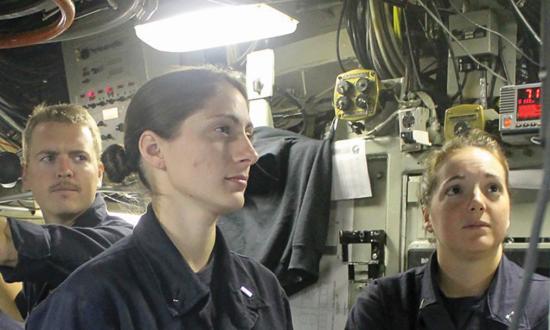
[333,69,380,121]
[62,25,148,150]
[398,107,431,152]
[443,104,486,140]
[499,82,542,133]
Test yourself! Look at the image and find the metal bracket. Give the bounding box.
[339,230,386,281]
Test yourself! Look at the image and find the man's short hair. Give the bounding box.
[22,104,102,164]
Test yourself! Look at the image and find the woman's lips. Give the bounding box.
[463,222,490,229]
[226,175,248,189]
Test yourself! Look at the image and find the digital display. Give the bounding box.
[517,87,542,121]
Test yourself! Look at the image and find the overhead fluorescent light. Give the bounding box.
[135,3,299,53]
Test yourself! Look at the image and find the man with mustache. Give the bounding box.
[0,104,133,323]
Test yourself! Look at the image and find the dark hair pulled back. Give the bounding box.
[102,66,246,189]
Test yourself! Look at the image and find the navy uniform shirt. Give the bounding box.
[0,194,133,318]
[346,253,549,330]
[26,205,294,330]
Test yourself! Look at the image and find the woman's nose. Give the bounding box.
[236,134,258,165]
[469,188,485,212]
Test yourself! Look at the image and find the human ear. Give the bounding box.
[97,162,104,187]
[138,131,166,171]
[422,208,433,233]
[21,164,29,191]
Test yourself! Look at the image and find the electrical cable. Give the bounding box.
[529,136,541,145]
[509,0,550,327]
[364,1,376,70]
[447,1,538,66]
[369,0,402,77]
[344,0,373,70]
[356,0,371,69]
[308,86,335,102]
[429,0,463,102]
[509,139,550,329]
[373,1,398,76]
[336,0,347,72]
[0,108,24,133]
[403,10,424,90]
[364,110,399,138]
[0,96,26,122]
[499,50,511,83]
[368,8,393,78]
[508,0,542,46]
[325,117,338,141]
[368,32,388,78]
[393,6,402,42]
[488,59,499,102]
[345,0,362,67]
[451,72,468,103]
[382,2,406,76]
[366,2,384,75]
[416,0,509,83]
[0,139,18,153]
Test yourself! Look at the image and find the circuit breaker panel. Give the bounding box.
[62,25,148,150]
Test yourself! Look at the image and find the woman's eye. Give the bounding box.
[246,132,254,142]
[488,183,502,194]
[445,185,462,196]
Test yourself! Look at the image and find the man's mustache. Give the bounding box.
[49,182,80,192]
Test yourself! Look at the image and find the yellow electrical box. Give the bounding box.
[443,104,485,140]
[333,69,380,121]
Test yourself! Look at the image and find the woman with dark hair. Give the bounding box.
[26,67,294,330]
[346,129,549,329]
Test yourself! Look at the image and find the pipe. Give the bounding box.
[0,0,75,49]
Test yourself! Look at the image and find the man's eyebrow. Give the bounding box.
[34,150,58,157]
[34,150,90,157]
[68,150,90,154]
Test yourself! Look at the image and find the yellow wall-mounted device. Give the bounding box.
[333,69,380,121]
[443,104,485,140]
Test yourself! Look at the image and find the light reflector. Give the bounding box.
[135,4,298,53]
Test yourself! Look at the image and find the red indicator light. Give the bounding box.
[85,90,95,100]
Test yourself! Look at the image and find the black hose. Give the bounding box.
[336,0,347,72]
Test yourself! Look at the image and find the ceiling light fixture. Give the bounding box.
[134,3,298,53]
